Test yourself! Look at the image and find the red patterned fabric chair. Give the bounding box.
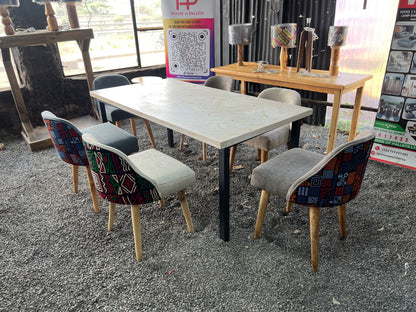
[42,111,139,213]
[82,133,195,261]
[250,130,375,271]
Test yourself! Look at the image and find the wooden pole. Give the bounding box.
[329,46,341,76]
[237,44,243,66]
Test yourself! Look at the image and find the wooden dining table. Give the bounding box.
[211,62,373,153]
[90,78,313,241]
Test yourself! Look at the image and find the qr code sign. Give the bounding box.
[167,29,210,76]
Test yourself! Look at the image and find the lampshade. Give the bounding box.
[0,0,19,6]
[228,23,253,45]
[328,26,348,47]
[271,23,297,48]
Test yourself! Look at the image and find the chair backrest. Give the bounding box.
[204,76,234,91]
[92,74,131,122]
[287,130,376,207]
[258,87,301,106]
[82,133,161,205]
[41,110,89,166]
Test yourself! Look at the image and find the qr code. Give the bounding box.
[167,29,210,76]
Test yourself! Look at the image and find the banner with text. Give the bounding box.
[161,0,215,82]
[371,0,416,170]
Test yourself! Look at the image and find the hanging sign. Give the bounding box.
[371,0,416,170]
[161,0,215,82]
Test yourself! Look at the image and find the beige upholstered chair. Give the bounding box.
[229,87,301,173]
[82,133,196,261]
[179,75,234,160]
[250,130,376,271]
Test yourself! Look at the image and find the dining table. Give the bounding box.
[90,78,313,241]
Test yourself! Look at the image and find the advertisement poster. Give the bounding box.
[161,0,215,82]
[371,0,416,170]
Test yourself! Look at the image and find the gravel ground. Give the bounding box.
[0,122,415,311]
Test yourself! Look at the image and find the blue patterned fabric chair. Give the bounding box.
[250,130,376,271]
[93,74,156,148]
[82,133,196,261]
[41,111,139,213]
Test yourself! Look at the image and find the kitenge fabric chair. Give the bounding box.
[82,133,195,261]
[41,111,139,213]
[250,130,376,271]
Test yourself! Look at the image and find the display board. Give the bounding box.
[161,0,215,82]
[371,0,416,170]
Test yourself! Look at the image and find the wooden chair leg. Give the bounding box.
[108,202,115,231]
[310,207,320,272]
[129,118,137,137]
[85,166,100,213]
[202,143,207,161]
[143,119,156,148]
[178,190,194,233]
[338,204,347,239]
[286,202,292,213]
[179,134,185,151]
[229,145,238,174]
[257,149,262,161]
[254,190,270,239]
[260,150,269,163]
[115,121,122,128]
[72,165,79,193]
[131,204,142,262]
[159,199,165,207]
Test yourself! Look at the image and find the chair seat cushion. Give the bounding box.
[244,125,290,151]
[129,149,196,197]
[250,148,324,198]
[82,122,139,155]
[105,104,136,123]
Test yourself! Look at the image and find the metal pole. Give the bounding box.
[129,0,142,68]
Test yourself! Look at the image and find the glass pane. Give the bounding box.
[327,0,400,131]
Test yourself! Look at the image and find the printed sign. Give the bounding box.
[371,0,416,170]
[161,0,215,81]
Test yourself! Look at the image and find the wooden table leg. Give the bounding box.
[326,90,342,154]
[240,80,247,95]
[219,147,230,241]
[348,86,364,142]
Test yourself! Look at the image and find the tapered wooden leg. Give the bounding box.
[85,166,100,213]
[72,165,79,193]
[131,205,142,262]
[143,119,156,148]
[229,145,238,174]
[338,204,347,239]
[254,190,270,239]
[115,121,122,128]
[129,118,137,137]
[108,202,115,231]
[286,202,292,213]
[202,143,207,161]
[260,150,269,163]
[178,190,194,233]
[159,199,165,207]
[179,134,185,150]
[310,207,320,272]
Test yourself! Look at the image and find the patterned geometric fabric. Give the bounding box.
[83,141,160,205]
[43,117,89,166]
[289,138,374,207]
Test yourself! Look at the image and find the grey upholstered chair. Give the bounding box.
[179,75,234,160]
[250,130,376,271]
[41,110,139,213]
[82,133,196,261]
[229,87,301,173]
[93,74,156,148]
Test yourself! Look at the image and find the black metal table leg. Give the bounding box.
[290,120,301,148]
[219,147,230,241]
[167,128,174,147]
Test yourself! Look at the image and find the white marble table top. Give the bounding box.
[90,78,313,149]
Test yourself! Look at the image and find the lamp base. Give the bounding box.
[329,46,340,76]
[0,7,15,35]
[237,44,244,66]
[280,46,288,71]
[66,2,80,29]
[45,2,58,31]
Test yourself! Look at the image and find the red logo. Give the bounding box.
[176,0,198,10]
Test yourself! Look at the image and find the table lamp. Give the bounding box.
[229,23,253,66]
[271,23,297,71]
[328,26,348,76]
[32,0,59,31]
[62,0,81,29]
[0,0,19,35]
